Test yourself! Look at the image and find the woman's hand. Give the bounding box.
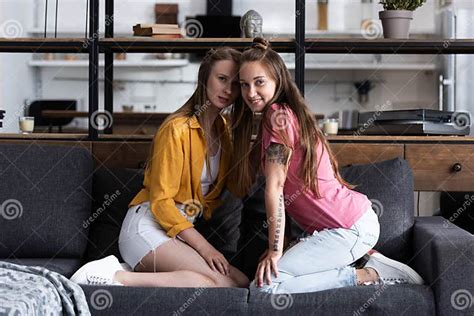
[178,228,230,276]
[258,248,269,262]
[198,245,230,276]
[255,250,282,287]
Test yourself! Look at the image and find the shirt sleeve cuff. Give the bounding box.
[166,221,194,238]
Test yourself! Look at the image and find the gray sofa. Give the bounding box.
[0,143,472,315]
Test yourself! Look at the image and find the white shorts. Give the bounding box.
[118,201,180,270]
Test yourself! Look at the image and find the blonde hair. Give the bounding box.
[229,38,354,197]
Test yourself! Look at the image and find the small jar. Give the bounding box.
[19,116,35,134]
[323,118,339,135]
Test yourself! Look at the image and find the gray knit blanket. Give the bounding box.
[0,261,90,316]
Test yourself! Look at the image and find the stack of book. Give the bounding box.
[133,24,182,39]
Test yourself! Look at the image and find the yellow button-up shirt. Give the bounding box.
[129,114,232,238]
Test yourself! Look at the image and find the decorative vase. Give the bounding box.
[379,10,413,39]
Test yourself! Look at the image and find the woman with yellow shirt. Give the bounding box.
[71,47,249,288]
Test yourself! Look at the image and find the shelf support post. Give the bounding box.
[104,0,114,134]
[295,0,305,96]
[88,0,99,140]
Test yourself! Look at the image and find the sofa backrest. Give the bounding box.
[340,157,415,262]
[0,144,92,259]
[84,167,243,263]
[84,167,144,262]
[85,158,415,266]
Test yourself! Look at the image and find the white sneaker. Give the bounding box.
[70,255,124,286]
[365,253,424,285]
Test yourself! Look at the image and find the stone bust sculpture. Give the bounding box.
[240,10,263,38]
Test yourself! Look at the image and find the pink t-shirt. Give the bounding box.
[261,103,371,233]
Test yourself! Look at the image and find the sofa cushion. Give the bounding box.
[0,144,92,258]
[81,285,248,315]
[340,157,415,262]
[1,258,82,278]
[248,285,434,315]
[84,168,144,263]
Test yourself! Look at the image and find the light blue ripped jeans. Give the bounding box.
[250,206,380,294]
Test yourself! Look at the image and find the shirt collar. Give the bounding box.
[187,114,226,130]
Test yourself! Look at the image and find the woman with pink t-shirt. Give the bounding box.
[229,38,424,294]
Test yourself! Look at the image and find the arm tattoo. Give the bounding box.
[272,193,284,252]
[266,143,290,165]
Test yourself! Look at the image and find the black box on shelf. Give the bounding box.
[0,110,5,128]
[190,15,241,38]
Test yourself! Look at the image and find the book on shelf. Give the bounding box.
[134,23,178,29]
[133,23,182,37]
[150,34,182,39]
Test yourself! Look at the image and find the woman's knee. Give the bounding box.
[182,270,219,287]
[231,271,250,288]
[207,274,238,287]
[204,269,248,288]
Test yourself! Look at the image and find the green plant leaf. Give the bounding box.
[380,0,427,11]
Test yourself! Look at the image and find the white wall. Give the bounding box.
[34,0,206,34]
[0,0,36,133]
[234,0,435,34]
[2,0,440,121]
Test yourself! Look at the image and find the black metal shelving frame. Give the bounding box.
[1,0,474,140]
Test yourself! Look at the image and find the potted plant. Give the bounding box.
[379,0,426,39]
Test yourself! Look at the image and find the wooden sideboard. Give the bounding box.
[328,135,474,192]
[1,134,473,192]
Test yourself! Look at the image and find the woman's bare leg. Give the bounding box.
[115,270,216,288]
[115,238,249,288]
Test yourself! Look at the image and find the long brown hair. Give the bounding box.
[229,38,354,197]
[164,47,241,124]
[146,47,242,169]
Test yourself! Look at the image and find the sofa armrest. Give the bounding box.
[413,216,474,316]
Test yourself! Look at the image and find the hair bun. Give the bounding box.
[252,37,270,50]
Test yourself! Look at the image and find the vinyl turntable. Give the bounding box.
[357,109,471,135]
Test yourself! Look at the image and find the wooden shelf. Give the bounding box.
[305,38,474,54]
[27,28,133,36]
[29,59,189,68]
[3,37,474,54]
[2,130,473,144]
[286,62,436,71]
[99,37,295,53]
[326,135,474,144]
[0,133,88,140]
[0,38,88,53]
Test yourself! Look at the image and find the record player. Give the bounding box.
[357,109,471,135]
